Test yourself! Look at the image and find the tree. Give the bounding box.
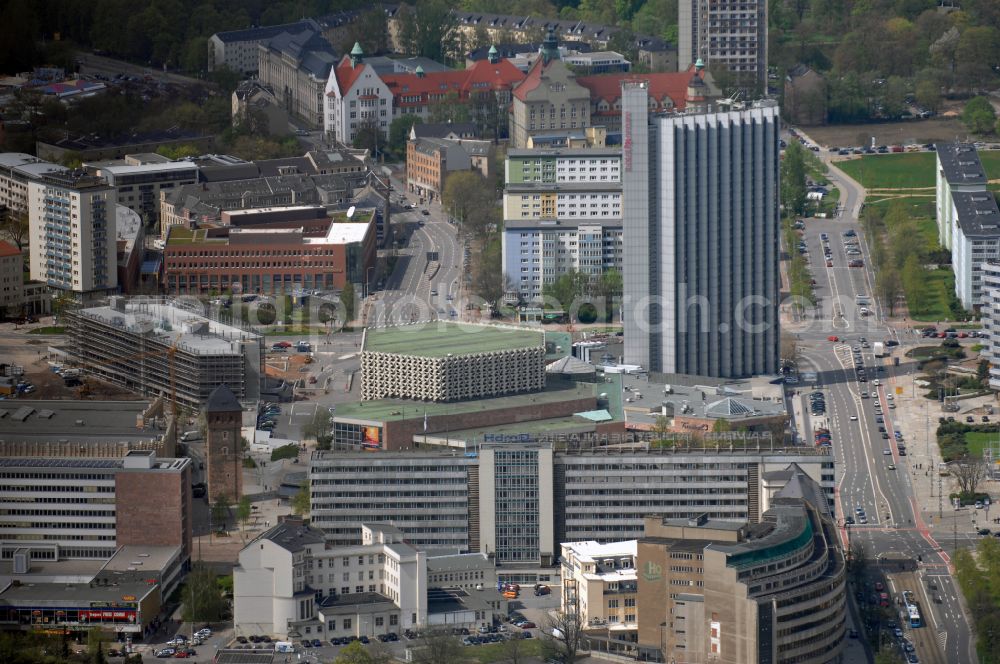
[412,628,463,664]
[340,9,389,57]
[341,281,356,322]
[963,97,997,136]
[544,271,590,311]
[388,116,421,156]
[302,408,333,449]
[952,455,990,497]
[876,267,903,316]
[211,494,231,531]
[236,495,252,538]
[780,331,799,367]
[901,254,926,314]
[442,171,496,239]
[712,418,732,433]
[0,208,28,252]
[915,79,942,113]
[181,562,229,623]
[544,609,585,664]
[473,240,510,309]
[353,123,383,155]
[429,91,472,124]
[652,415,671,443]
[780,142,808,216]
[397,0,458,62]
[88,627,106,664]
[501,631,527,664]
[334,640,373,664]
[291,485,310,516]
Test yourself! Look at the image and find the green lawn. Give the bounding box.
[26,326,65,335]
[838,150,1000,190]
[909,268,955,322]
[964,431,1000,459]
[838,153,936,189]
[466,637,542,663]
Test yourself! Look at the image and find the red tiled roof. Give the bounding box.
[383,59,525,107]
[0,240,21,258]
[511,57,547,102]
[331,55,368,95]
[577,67,704,112]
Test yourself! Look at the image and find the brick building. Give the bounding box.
[205,384,244,505]
[405,138,492,203]
[114,450,193,561]
[163,208,377,294]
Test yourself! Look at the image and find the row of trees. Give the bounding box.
[954,537,1000,663]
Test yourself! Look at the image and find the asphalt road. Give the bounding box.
[787,143,976,663]
[368,182,464,326]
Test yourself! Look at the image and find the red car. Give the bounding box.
[828,336,839,342]
[274,341,293,348]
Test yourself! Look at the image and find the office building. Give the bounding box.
[309,445,834,576]
[678,0,767,85]
[361,323,546,402]
[936,143,989,250]
[502,147,624,300]
[159,172,351,240]
[621,84,780,378]
[163,207,376,294]
[0,450,191,564]
[0,153,66,214]
[634,466,845,663]
[234,521,497,640]
[208,20,323,75]
[258,24,339,128]
[28,170,118,297]
[64,297,264,409]
[950,191,1000,309]
[981,262,1000,391]
[86,154,199,226]
[559,540,637,633]
[0,240,23,317]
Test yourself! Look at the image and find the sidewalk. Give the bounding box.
[882,346,999,560]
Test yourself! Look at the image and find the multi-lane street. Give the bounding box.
[788,151,976,663]
[367,178,465,325]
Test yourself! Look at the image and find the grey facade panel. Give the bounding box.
[624,94,780,379]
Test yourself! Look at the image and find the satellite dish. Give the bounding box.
[346,206,356,219]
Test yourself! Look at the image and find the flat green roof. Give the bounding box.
[434,414,608,440]
[166,227,224,246]
[364,323,543,357]
[335,380,596,424]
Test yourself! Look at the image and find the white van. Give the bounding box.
[275,641,294,653]
[180,431,203,443]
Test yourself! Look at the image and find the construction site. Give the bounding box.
[62,297,265,410]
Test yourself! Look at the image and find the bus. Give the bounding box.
[907,603,921,628]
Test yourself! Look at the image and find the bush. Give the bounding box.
[270,444,300,462]
[950,491,991,506]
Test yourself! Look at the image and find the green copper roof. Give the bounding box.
[351,42,364,56]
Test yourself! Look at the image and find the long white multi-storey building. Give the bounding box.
[501,148,624,301]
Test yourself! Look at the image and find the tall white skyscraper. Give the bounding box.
[29,171,118,296]
[678,0,768,86]
[621,81,780,379]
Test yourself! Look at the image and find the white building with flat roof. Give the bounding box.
[28,170,118,297]
[560,540,638,634]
